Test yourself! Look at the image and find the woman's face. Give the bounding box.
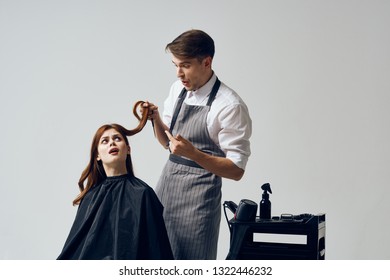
[96,128,130,175]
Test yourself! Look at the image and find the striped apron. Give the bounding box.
[155,78,225,259]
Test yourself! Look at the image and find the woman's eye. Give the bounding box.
[101,139,108,144]
[114,136,121,141]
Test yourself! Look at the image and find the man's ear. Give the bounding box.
[204,56,212,68]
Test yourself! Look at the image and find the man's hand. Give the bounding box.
[165,130,197,158]
[142,101,159,120]
[165,131,244,181]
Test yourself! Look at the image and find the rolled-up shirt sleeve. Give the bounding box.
[213,102,252,170]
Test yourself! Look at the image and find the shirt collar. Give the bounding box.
[187,73,217,101]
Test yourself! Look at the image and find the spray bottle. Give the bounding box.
[259,183,272,220]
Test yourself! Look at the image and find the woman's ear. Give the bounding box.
[127,146,131,155]
[97,154,101,161]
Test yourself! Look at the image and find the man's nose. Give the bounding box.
[176,67,184,77]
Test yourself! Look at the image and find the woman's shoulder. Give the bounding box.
[127,176,157,193]
[128,176,162,205]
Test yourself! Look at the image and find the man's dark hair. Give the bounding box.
[166,29,215,60]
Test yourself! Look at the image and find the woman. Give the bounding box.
[57,123,173,260]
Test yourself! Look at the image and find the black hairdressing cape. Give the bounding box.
[57,174,173,260]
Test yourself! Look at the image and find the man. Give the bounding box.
[144,29,252,259]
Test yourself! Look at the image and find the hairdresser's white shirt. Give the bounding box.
[163,73,252,170]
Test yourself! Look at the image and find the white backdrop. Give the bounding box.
[0,0,389,260]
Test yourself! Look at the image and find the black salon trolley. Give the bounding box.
[225,213,326,260]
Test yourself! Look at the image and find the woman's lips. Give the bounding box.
[109,148,119,155]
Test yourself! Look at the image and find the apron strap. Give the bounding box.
[169,87,187,133]
[206,78,221,106]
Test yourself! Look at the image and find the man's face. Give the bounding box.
[171,55,212,91]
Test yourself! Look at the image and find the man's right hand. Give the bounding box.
[142,101,159,120]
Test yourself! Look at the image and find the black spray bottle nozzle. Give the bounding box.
[261,183,272,198]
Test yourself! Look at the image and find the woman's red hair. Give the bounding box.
[72,102,149,205]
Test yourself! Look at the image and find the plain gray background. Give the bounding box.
[0,0,389,260]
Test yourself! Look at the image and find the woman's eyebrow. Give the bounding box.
[100,133,120,139]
